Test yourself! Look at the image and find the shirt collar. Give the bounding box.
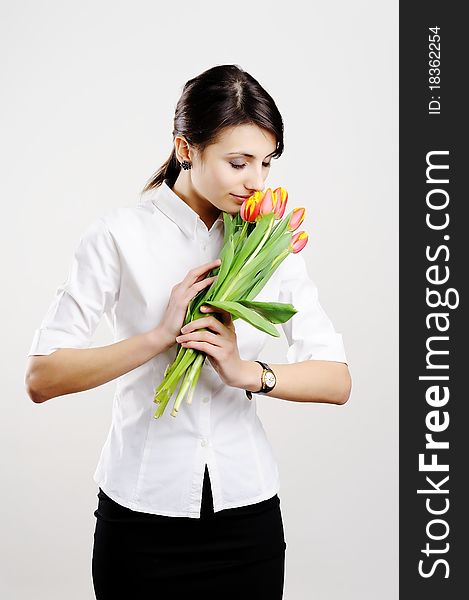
[147,179,224,240]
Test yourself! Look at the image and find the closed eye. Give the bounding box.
[230,162,271,170]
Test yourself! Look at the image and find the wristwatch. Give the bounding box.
[245,361,277,400]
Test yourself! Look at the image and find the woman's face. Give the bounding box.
[182,123,277,216]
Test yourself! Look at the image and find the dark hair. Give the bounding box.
[141,64,284,194]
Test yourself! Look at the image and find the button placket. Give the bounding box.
[198,384,211,451]
[197,222,210,254]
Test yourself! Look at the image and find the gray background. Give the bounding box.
[1,1,398,598]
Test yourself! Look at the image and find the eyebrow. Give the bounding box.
[226,150,276,159]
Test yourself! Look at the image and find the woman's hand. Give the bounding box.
[157,259,221,349]
[175,304,244,388]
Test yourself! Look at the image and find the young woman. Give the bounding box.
[25,64,351,599]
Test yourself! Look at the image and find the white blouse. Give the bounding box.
[27,179,348,518]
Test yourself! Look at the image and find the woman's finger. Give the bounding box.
[201,305,234,327]
[189,259,221,282]
[192,275,218,293]
[181,315,224,335]
[177,330,224,348]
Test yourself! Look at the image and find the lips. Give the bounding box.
[230,194,250,203]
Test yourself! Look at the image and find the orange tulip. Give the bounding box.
[287,207,306,231]
[258,188,276,216]
[240,196,261,222]
[272,187,288,219]
[289,231,309,253]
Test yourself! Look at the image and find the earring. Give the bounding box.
[181,160,192,170]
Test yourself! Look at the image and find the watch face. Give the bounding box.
[265,372,276,387]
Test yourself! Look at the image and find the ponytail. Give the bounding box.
[141,146,181,194]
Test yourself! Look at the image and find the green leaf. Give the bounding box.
[204,300,281,337]
[244,248,291,301]
[228,213,276,277]
[222,212,234,245]
[238,300,297,323]
[207,235,235,299]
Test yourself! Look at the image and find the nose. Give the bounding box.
[243,168,265,195]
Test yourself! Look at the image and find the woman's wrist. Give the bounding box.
[146,326,174,355]
[235,360,264,392]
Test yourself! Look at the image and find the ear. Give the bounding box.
[174,135,191,163]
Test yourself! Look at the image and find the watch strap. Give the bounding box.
[245,361,275,401]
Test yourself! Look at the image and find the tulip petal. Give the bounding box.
[259,188,275,216]
[290,230,309,253]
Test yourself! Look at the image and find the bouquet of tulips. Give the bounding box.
[153,186,308,418]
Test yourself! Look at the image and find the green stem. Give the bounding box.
[233,220,249,252]
[170,367,195,417]
[271,248,290,270]
[153,347,196,400]
[219,217,276,301]
[185,353,206,405]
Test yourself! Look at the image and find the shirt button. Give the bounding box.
[201,439,208,447]
[201,243,207,251]
[203,397,210,403]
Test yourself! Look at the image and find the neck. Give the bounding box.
[171,174,221,230]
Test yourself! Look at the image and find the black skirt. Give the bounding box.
[92,465,287,599]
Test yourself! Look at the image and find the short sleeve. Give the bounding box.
[27,217,121,356]
[278,252,348,364]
